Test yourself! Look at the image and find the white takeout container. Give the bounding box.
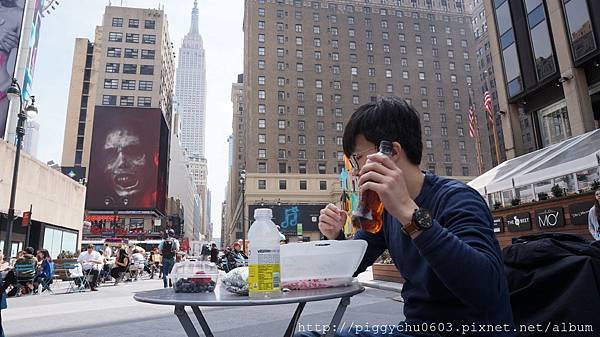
[280,240,368,289]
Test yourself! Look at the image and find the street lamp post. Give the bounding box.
[2,79,38,258]
[239,170,246,252]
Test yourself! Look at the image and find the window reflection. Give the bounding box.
[503,44,522,96]
[530,22,556,80]
[563,0,597,61]
[537,100,572,147]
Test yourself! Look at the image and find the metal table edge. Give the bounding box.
[133,285,365,307]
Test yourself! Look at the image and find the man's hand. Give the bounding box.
[318,203,347,240]
[358,153,418,225]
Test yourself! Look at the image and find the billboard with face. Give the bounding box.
[86,106,169,214]
[0,0,26,138]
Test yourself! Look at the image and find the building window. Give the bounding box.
[123,64,137,74]
[137,97,151,107]
[424,126,431,136]
[258,119,266,128]
[139,80,153,91]
[320,181,327,190]
[104,79,118,89]
[258,180,266,190]
[120,96,134,106]
[105,63,120,73]
[102,95,117,105]
[124,48,138,58]
[144,20,155,29]
[121,80,136,90]
[142,34,156,44]
[126,33,140,43]
[109,32,123,42]
[259,60,266,69]
[258,162,267,173]
[128,19,139,28]
[258,149,266,159]
[494,0,523,97]
[299,180,307,190]
[279,180,287,190]
[112,17,123,27]
[140,65,154,75]
[107,47,121,57]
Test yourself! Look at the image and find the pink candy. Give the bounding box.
[282,278,351,290]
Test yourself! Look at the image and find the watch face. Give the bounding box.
[414,209,433,229]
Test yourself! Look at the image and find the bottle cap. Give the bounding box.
[254,208,273,219]
[379,140,393,155]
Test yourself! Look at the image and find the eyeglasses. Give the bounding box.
[349,146,379,172]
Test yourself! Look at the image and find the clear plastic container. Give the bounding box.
[280,240,367,290]
[171,261,219,293]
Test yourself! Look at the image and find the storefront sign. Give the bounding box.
[493,217,504,233]
[21,211,31,227]
[297,223,303,236]
[569,201,595,226]
[535,207,565,229]
[505,212,532,232]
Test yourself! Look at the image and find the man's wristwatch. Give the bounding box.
[401,208,433,237]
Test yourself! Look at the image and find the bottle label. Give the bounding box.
[248,248,281,293]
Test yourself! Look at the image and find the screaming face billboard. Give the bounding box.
[86,106,169,214]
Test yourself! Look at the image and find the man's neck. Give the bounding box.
[404,165,426,200]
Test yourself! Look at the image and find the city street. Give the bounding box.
[3,279,404,337]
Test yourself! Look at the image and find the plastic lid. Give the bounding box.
[254,208,273,219]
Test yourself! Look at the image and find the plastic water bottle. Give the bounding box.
[248,208,281,299]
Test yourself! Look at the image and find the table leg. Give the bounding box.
[174,305,201,337]
[191,306,215,337]
[324,297,351,337]
[283,302,306,337]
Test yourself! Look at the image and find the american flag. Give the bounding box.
[468,95,476,139]
[484,91,494,125]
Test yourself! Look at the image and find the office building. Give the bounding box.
[486,0,600,158]
[241,0,490,241]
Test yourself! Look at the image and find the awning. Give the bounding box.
[469,129,600,195]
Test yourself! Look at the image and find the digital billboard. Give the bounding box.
[86,106,169,214]
[0,0,26,138]
[248,204,326,235]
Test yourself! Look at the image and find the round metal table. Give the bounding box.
[134,283,365,337]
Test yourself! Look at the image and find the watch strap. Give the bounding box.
[401,219,421,237]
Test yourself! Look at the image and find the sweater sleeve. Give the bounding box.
[352,229,387,277]
[412,187,506,311]
[590,207,599,240]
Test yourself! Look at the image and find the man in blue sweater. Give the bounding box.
[298,97,515,337]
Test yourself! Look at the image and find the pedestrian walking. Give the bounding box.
[159,229,179,288]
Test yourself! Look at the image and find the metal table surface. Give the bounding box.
[134,283,365,337]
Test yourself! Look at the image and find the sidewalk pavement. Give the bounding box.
[357,267,404,294]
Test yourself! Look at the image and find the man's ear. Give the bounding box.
[391,141,403,160]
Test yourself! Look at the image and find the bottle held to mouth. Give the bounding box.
[352,140,393,234]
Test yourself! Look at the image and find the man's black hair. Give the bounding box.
[343,96,423,165]
[25,247,35,255]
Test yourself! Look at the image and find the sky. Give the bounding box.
[33,0,244,239]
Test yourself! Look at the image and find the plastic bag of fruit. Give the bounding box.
[171,261,218,293]
[221,267,249,295]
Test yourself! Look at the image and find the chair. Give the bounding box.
[38,262,55,294]
[62,262,87,293]
[14,264,36,296]
[129,260,145,281]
